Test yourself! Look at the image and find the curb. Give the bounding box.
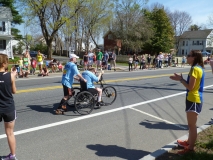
[140,124,211,160]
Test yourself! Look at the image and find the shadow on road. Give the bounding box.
[139,120,188,130]
[25,103,79,115]
[87,144,150,160]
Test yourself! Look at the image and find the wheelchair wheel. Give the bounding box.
[67,87,81,106]
[74,91,95,115]
[102,86,117,105]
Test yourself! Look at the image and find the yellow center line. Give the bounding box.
[16,70,212,94]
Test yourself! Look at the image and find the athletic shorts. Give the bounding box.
[185,99,202,114]
[63,85,71,96]
[38,61,43,65]
[97,60,102,65]
[0,110,17,122]
[88,88,98,95]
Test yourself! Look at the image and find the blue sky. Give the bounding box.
[15,0,213,36]
[147,0,213,26]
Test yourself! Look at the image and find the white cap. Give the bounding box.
[69,53,79,59]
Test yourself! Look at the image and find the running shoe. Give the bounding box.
[177,146,194,155]
[177,139,189,148]
[1,153,18,160]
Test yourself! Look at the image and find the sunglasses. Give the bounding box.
[187,55,193,57]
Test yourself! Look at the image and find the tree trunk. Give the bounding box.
[47,41,53,59]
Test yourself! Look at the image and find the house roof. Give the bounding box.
[0,7,13,20]
[180,29,213,39]
[103,30,113,38]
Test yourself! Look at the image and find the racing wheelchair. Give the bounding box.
[67,75,117,115]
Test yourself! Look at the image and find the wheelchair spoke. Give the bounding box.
[75,91,95,115]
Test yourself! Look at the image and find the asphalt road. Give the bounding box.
[0,66,213,160]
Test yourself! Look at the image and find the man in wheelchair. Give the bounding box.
[55,54,87,115]
[82,67,104,108]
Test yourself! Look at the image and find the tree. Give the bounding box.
[20,0,86,59]
[0,0,24,39]
[143,7,174,54]
[189,24,202,31]
[167,10,192,54]
[111,0,152,54]
[79,0,114,51]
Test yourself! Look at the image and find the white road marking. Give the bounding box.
[0,85,212,139]
[130,108,187,129]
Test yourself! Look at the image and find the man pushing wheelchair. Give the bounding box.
[55,54,87,115]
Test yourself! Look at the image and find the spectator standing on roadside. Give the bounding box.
[139,54,146,70]
[164,54,169,67]
[147,54,152,69]
[102,51,109,70]
[36,50,44,73]
[128,55,133,71]
[158,52,164,68]
[0,54,18,160]
[88,50,94,67]
[83,52,89,70]
[181,55,186,68]
[109,51,116,71]
[168,53,171,67]
[170,50,205,155]
[132,53,136,69]
[96,49,103,70]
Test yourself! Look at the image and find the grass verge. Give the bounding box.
[156,125,213,160]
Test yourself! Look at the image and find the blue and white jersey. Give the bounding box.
[61,62,79,88]
[82,70,98,89]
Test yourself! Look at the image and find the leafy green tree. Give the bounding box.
[0,0,23,39]
[30,43,48,55]
[111,0,152,53]
[189,24,202,31]
[143,7,174,54]
[15,40,25,54]
[20,0,86,59]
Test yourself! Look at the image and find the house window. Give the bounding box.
[207,41,211,46]
[183,41,185,46]
[197,41,199,45]
[0,22,5,31]
[186,41,188,46]
[186,51,187,55]
[108,34,113,40]
[0,40,6,49]
[182,50,184,55]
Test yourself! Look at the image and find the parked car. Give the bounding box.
[30,51,38,58]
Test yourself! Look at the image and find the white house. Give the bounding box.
[178,29,213,56]
[0,7,13,58]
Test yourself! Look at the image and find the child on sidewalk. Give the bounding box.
[31,58,37,75]
[0,53,18,160]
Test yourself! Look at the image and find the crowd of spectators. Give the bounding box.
[12,50,63,78]
[81,49,117,71]
[128,52,176,71]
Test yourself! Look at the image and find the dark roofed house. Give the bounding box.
[0,7,13,58]
[178,29,213,56]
